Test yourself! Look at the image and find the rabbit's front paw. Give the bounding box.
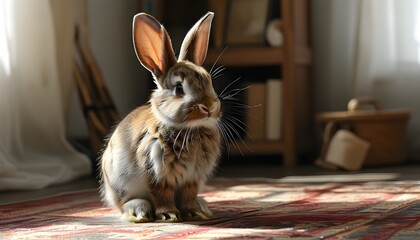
[155,208,181,222]
[121,199,154,223]
[181,197,213,221]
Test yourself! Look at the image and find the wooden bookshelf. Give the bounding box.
[203,0,312,166]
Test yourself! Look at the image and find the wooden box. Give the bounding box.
[317,98,411,167]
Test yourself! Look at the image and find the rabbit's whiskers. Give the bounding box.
[211,65,226,80]
[209,46,228,76]
[209,48,258,155]
[216,75,264,155]
[173,126,185,158]
[218,77,242,99]
[171,125,194,159]
[220,86,250,100]
[180,128,190,155]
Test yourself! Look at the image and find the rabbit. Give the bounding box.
[100,12,222,223]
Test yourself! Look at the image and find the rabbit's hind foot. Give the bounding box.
[121,199,154,223]
[155,208,181,222]
[181,197,213,221]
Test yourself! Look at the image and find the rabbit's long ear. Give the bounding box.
[133,13,176,79]
[178,12,214,66]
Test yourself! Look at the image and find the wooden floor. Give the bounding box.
[1,162,420,205]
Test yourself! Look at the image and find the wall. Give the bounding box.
[311,1,358,113]
[68,0,150,138]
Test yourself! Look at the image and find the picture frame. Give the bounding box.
[225,0,271,45]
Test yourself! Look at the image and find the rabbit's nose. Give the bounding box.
[198,104,211,118]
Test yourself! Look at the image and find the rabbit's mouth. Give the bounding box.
[173,100,219,128]
[184,116,219,129]
[176,102,219,128]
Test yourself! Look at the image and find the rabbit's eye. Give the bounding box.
[174,83,184,96]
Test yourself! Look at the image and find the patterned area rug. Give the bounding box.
[1,178,420,239]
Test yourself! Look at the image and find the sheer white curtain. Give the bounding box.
[353,0,420,158]
[0,0,91,190]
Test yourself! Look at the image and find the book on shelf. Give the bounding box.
[245,82,266,141]
[244,79,283,142]
[266,78,283,140]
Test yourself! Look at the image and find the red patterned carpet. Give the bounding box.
[1,178,420,239]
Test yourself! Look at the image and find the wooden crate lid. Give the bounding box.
[317,98,411,123]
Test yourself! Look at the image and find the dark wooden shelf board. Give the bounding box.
[227,140,285,155]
